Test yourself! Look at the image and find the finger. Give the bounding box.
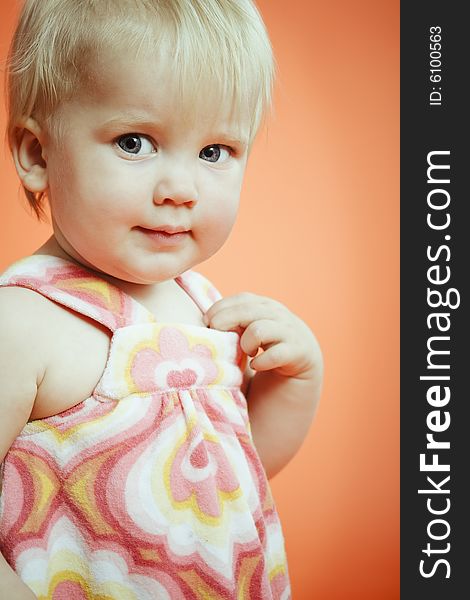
[205,302,287,332]
[249,342,292,372]
[204,292,282,323]
[203,293,265,324]
[240,319,284,356]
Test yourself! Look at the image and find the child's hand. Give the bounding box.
[204,292,322,477]
[203,293,321,381]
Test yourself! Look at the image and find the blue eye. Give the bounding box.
[116,134,155,155]
[199,145,230,163]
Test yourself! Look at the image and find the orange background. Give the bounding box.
[0,1,399,598]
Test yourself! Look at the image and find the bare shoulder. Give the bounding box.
[0,285,112,448]
[0,283,50,307]
[0,284,53,352]
[0,284,61,342]
[0,286,51,460]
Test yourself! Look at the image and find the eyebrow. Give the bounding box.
[99,115,249,148]
[216,133,249,146]
[100,115,162,131]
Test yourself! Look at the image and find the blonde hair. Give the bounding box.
[6,0,274,218]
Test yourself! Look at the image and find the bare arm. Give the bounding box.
[0,554,37,600]
[244,358,322,479]
[0,289,45,599]
[204,292,323,479]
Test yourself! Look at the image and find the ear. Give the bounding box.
[11,117,49,193]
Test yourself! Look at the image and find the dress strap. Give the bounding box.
[0,255,155,332]
[175,270,222,313]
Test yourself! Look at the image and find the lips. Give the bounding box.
[136,225,191,247]
[138,225,190,235]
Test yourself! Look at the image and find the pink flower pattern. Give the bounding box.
[131,327,219,391]
[169,421,241,518]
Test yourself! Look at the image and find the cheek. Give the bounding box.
[221,177,243,227]
[47,151,89,206]
[203,171,242,223]
[221,198,240,230]
[50,158,141,218]
[200,189,240,249]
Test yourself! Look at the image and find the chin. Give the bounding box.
[116,264,186,285]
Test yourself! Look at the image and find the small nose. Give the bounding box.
[153,160,198,207]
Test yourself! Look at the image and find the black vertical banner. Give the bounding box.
[401,2,468,598]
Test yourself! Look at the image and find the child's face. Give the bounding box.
[40,50,249,284]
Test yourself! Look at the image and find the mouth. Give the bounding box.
[137,225,190,235]
[136,226,191,246]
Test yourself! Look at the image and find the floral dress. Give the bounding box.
[0,255,290,600]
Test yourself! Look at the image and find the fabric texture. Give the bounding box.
[0,255,290,600]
